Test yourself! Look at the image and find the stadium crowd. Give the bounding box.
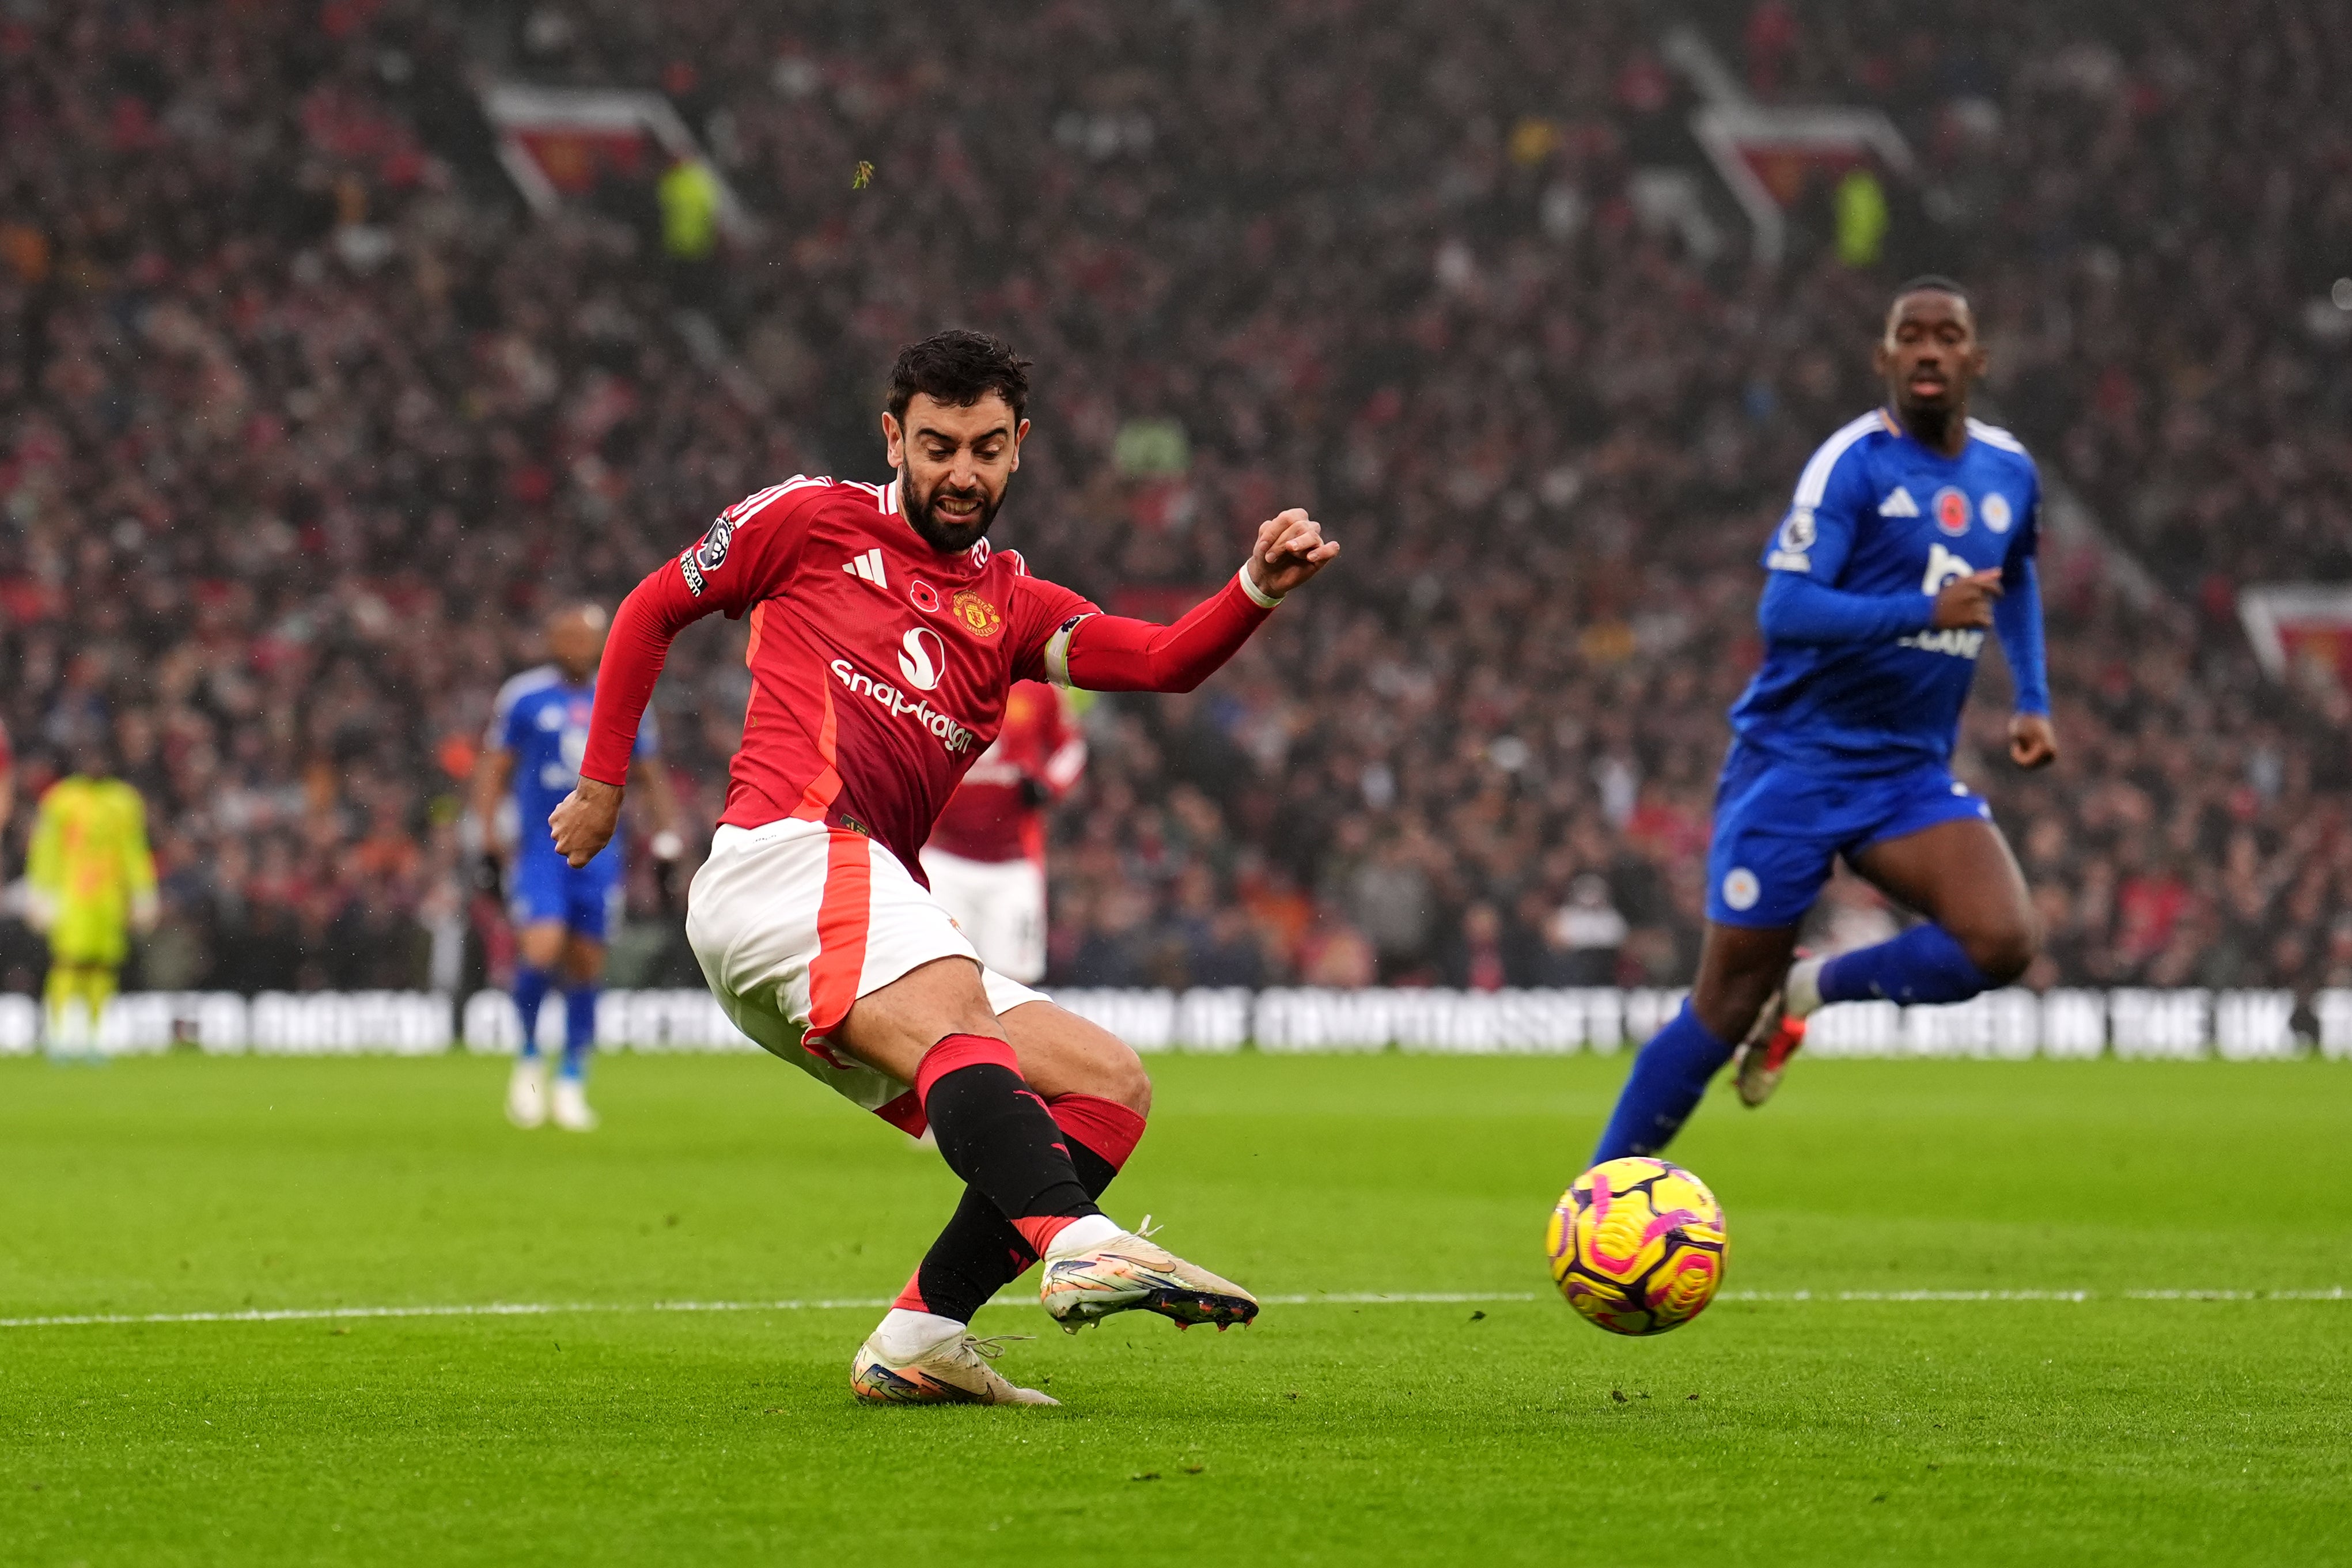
[2,0,2348,1001]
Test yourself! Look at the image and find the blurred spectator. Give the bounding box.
[1548,874,1630,986]
[1442,902,1511,992]
[1,0,2347,1008]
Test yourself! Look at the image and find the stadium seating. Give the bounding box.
[2,0,2347,1006]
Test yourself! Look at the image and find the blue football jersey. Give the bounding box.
[490,666,658,858]
[1728,410,2040,773]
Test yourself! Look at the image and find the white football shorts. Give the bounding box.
[687,819,1048,1130]
[918,846,1048,984]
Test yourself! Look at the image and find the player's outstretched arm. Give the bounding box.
[1054,509,1338,694]
[551,562,713,868]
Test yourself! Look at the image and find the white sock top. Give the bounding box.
[1785,956,1828,1020]
[1042,1213,1124,1260]
[872,1308,964,1362]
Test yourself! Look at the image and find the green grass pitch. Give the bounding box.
[2,1050,2346,1566]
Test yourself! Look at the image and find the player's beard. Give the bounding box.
[904,473,1006,555]
[1894,366,1965,449]
[1900,396,1959,449]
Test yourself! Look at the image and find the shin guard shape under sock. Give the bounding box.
[560,987,597,1080]
[915,1035,1100,1260]
[1818,923,1994,1007]
[512,966,552,1057]
[896,1091,1145,1322]
[1592,1001,1735,1165]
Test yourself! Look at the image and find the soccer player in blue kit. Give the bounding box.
[474,604,684,1131]
[1593,277,2058,1162]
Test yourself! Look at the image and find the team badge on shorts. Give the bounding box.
[1721,868,1761,912]
[952,589,1003,638]
[1982,494,2012,533]
[1931,487,1971,535]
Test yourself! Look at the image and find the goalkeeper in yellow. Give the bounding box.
[26,744,157,1050]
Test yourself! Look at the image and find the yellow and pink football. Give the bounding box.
[1547,1157,1728,1336]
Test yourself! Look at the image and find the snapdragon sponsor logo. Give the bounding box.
[829,659,978,754]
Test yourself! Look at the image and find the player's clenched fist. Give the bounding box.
[549,777,624,868]
[1249,507,1340,598]
[2009,713,2059,771]
[1930,568,2003,630]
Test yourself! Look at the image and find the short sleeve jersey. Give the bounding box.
[1728,411,2042,773]
[491,668,658,857]
[675,476,1098,874]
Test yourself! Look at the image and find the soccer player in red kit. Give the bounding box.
[549,331,1338,1404]
[922,679,1086,983]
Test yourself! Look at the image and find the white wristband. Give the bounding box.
[1237,563,1284,609]
[1043,612,1094,688]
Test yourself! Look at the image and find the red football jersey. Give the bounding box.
[927,680,1087,864]
[650,476,1092,868]
[582,474,1280,879]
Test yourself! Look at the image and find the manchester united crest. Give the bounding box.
[952,588,1003,638]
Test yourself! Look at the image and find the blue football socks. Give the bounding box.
[512,965,552,1059]
[1592,1001,1736,1164]
[560,986,597,1082]
[1817,923,1993,1008]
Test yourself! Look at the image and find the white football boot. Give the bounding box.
[851,1332,1058,1406]
[550,1075,599,1132]
[1039,1218,1260,1333]
[1732,955,1824,1108]
[505,1058,547,1128]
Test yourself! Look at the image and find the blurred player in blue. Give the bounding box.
[1594,277,2058,1163]
[473,604,683,1131]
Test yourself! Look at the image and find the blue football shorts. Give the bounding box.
[1703,744,1994,928]
[509,843,624,941]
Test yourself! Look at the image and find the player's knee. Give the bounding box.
[1961,921,2037,986]
[1691,968,1781,1043]
[1097,1048,1153,1118]
[517,925,567,971]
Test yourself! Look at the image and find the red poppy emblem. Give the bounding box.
[908,580,941,613]
[1932,487,1971,535]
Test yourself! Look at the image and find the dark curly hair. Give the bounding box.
[885,329,1032,423]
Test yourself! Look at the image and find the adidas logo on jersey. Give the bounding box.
[1878,487,1920,517]
[843,548,889,588]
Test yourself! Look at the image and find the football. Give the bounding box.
[1547,1157,1729,1336]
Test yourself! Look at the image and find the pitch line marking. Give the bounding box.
[0,1287,2343,1331]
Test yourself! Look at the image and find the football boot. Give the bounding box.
[850,1332,1057,1406]
[550,1075,599,1132]
[505,1059,548,1129]
[1039,1218,1259,1333]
